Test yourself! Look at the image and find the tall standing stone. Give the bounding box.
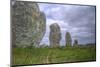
[65,32,72,47]
[49,23,61,48]
[11,1,46,47]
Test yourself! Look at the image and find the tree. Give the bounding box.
[65,32,72,47]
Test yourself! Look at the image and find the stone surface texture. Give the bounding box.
[49,23,61,48]
[12,1,46,47]
[65,32,72,47]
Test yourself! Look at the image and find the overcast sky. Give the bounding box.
[38,3,96,46]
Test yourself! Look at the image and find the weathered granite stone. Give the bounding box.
[73,39,78,47]
[65,32,72,47]
[49,23,61,48]
[12,1,46,47]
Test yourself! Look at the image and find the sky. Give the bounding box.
[38,3,96,46]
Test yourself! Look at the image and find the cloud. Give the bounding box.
[38,3,96,45]
[40,18,67,45]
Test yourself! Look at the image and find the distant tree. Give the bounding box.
[65,32,72,47]
[73,39,78,47]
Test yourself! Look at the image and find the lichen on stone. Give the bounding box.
[12,1,46,47]
[49,23,61,48]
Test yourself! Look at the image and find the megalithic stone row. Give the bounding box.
[49,23,61,48]
[12,1,46,47]
[65,32,72,47]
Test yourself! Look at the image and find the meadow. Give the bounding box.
[12,45,96,66]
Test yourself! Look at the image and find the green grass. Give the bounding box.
[12,45,96,65]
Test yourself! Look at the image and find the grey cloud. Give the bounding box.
[38,3,96,45]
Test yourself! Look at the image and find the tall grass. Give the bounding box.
[12,45,96,65]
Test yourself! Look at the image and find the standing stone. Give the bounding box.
[11,1,46,47]
[49,23,61,48]
[73,39,78,47]
[65,32,72,47]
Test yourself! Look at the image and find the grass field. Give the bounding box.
[12,45,96,65]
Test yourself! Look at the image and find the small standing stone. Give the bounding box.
[73,39,78,47]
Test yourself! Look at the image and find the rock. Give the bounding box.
[11,1,46,47]
[73,39,78,47]
[49,23,61,48]
[65,32,72,47]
